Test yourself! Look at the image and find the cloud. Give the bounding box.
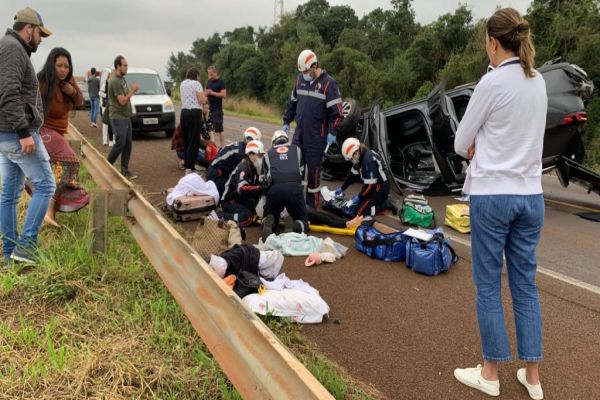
[1,0,532,79]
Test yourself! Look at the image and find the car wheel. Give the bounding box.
[322,141,352,180]
[336,98,360,142]
[165,129,174,138]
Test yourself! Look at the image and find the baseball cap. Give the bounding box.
[14,7,52,37]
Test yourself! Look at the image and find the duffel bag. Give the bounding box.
[445,203,470,233]
[406,228,458,276]
[355,220,407,262]
[401,194,435,228]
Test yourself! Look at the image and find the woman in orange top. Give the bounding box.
[37,47,88,227]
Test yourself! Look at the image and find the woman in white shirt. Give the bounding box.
[180,67,207,174]
[453,8,547,400]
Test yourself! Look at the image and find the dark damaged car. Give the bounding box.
[324,59,599,196]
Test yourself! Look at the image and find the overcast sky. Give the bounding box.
[1,0,531,80]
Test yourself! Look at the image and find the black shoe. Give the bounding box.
[261,214,275,242]
[293,220,308,234]
[10,246,36,265]
[383,199,398,216]
[122,170,138,180]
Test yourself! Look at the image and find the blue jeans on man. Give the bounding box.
[90,97,100,124]
[0,132,56,262]
[470,194,544,362]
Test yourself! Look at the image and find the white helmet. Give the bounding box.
[245,139,265,155]
[297,49,317,72]
[341,137,360,161]
[244,127,262,141]
[272,130,288,145]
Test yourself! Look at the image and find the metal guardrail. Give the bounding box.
[67,124,334,400]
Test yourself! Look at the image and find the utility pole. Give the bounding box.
[274,0,284,25]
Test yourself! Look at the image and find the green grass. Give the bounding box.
[0,169,375,399]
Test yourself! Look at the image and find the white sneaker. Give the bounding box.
[207,210,220,221]
[517,368,543,399]
[454,364,500,396]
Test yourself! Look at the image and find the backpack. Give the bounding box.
[354,220,407,262]
[445,204,470,233]
[401,194,435,228]
[406,228,458,276]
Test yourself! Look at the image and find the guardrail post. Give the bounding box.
[88,188,128,254]
[89,189,108,254]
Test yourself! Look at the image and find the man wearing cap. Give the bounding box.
[0,7,56,265]
[283,49,344,209]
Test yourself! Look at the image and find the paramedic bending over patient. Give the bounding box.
[453,8,547,400]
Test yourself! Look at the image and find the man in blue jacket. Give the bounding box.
[0,7,56,266]
[283,49,343,209]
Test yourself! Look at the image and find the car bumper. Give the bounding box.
[131,112,175,133]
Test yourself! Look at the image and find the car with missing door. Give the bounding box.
[324,59,599,197]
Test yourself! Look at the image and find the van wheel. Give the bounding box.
[165,129,174,138]
[336,98,360,142]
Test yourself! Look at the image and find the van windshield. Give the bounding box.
[124,73,165,95]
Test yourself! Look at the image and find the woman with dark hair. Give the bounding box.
[453,8,546,399]
[37,47,88,227]
[179,67,208,174]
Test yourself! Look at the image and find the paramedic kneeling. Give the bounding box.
[261,130,308,241]
[206,126,261,197]
[220,140,265,227]
[335,138,389,218]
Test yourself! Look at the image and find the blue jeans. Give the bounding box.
[90,97,100,124]
[470,194,544,362]
[0,132,56,257]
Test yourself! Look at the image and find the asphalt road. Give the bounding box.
[72,110,600,399]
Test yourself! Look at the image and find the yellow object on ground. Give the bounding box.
[445,204,470,233]
[309,224,357,236]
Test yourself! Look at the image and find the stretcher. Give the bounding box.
[309,224,357,236]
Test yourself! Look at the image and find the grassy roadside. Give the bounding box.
[0,169,375,399]
[171,88,285,126]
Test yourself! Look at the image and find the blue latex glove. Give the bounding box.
[327,132,336,145]
[334,188,344,198]
[282,124,290,134]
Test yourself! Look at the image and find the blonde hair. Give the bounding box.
[487,8,536,78]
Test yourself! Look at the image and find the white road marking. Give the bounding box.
[444,232,600,296]
[544,198,600,213]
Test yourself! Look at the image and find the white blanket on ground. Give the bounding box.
[243,275,329,323]
[166,173,220,205]
[259,232,348,259]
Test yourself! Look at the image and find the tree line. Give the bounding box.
[167,0,600,169]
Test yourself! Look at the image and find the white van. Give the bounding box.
[99,67,176,137]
